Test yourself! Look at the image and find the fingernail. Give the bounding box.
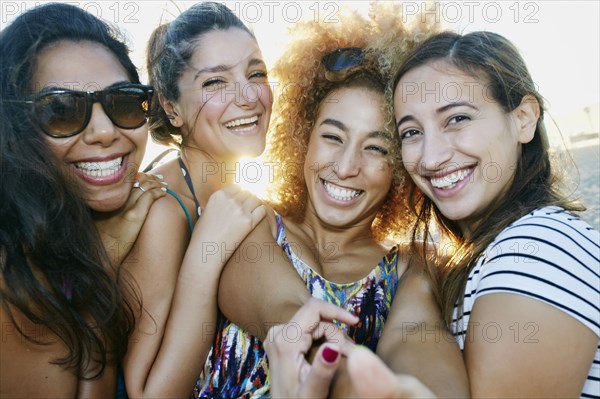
[154,174,164,179]
[161,187,167,192]
[322,346,339,364]
[161,181,168,185]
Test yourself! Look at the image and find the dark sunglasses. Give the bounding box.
[23,84,153,138]
[322,47,365,72]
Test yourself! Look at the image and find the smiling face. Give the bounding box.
[166,28,272,161]
[304,86,393,229]
[395,60,533,234]
[32,40,148,213]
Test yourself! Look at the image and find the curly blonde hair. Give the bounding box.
[265,2,440,241]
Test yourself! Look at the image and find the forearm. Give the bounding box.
[375,260,469,398]
[218,218,311,340]
[133,244,222,398]
[377,323,469,397]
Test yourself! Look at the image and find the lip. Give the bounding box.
[71,153,130,186]
[425,165,475,198]
[319,178,364,205]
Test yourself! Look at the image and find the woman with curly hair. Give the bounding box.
[0,3,166,396]
[212,4,468,397]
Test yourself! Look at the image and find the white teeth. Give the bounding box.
[225,115,259,128]
[430,168,471,189]
[323,180,362,201]
[75,157,123,178]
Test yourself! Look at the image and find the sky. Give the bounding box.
[1,0,599,164]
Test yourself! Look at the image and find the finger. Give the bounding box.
[299,343,341,399]
[292,299,359,331]
[309,321,347,344]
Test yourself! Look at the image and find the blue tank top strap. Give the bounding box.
[274,211,286,245]
[165,188,194,234]
[178,156,202,218]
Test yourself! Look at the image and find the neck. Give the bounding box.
[180,147,239,208]
[299,204,379,254]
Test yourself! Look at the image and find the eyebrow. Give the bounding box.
[320,118,392,140]
[193,58,266,81]
[396,101,479,130]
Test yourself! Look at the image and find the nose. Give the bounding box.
[419,131,453,172]
[234,79,260,109]
[334,146,361,179]
[82,103,119,146]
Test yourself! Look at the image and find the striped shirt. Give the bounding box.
[451,207,600,398]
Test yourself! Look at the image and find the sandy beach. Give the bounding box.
[560,139,600,231]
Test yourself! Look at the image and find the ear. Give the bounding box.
[159,94,183,128]
[513,94,540,144]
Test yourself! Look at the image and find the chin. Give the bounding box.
[85,192,129,214]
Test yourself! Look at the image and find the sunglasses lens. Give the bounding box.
[33,92,87,137]
[323,48,364,72]
[105,87,150,129]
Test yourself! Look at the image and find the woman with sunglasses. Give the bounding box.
[212,6,469,397]
[0,3,166,396]
[118,3,269,398]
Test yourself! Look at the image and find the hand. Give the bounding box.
[347,346,437,399]
[192,185,267,264]
[265,298,359,399]
[95,172,167,266]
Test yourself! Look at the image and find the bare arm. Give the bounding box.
[218,211,312,341]
[122,185,265,398]
[466,293,597,397]
[374,259,469,398]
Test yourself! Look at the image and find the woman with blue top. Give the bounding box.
[119,3,269,397]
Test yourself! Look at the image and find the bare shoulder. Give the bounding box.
[121,188,193,286]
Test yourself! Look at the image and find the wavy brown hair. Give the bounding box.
[392,31,584,325]
[265,3,440,241]
[0,3,137,378]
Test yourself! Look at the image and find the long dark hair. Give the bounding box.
[0,3,137,378]
[146,1,255,147]
[393,31,583,325]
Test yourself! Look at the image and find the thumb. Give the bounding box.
[299,344,341,398]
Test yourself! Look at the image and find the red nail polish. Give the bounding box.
[322,346,339,364]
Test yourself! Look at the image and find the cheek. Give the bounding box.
[128,127,148,159]
[401,147,419,175]
[259,84,273,109]
[45,137,76,163]
[200,94,230,121]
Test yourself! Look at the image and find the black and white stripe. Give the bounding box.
[452,207,600,398]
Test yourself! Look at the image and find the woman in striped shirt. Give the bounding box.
[387,30,599,398]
